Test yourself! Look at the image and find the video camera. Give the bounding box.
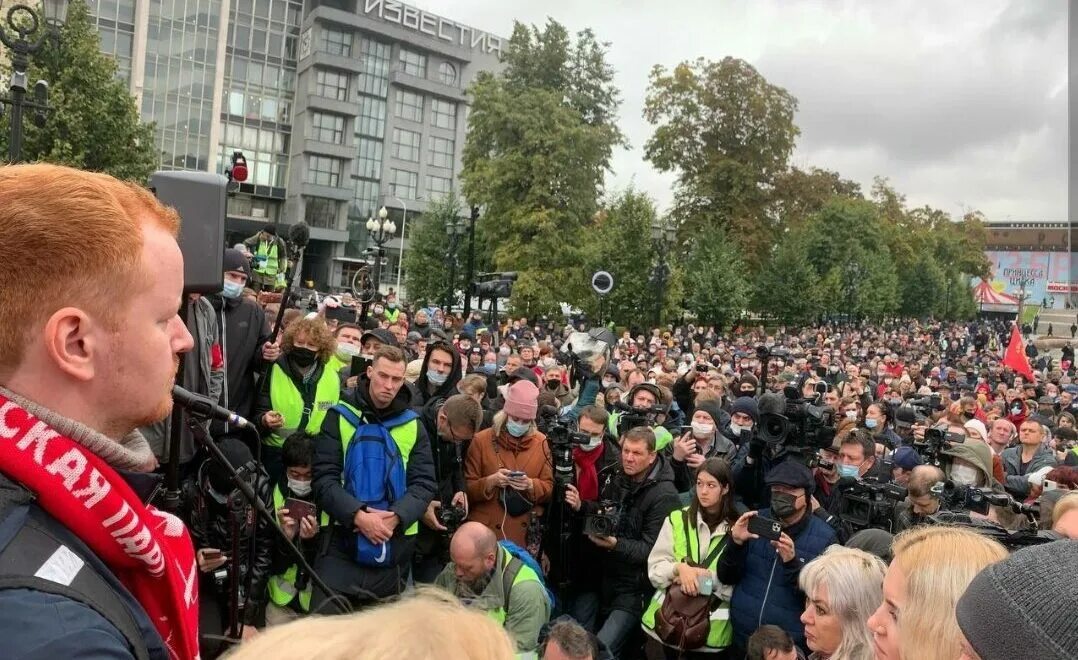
[611,401,666,437]
[756,344,790,360]
[436,504,467,534]
[914,428,964,465]
[906,394,944,417]
[836,477,908,533]
[583,500,621,537]
[758,385,836,453]
[537,405,591,490]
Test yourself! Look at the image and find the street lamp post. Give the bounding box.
[650,218,677,328]
[444,214,467,313]
[462,205,480,317]
[0,0,66,162]
[365,206,396,318]
[388,195,408,295]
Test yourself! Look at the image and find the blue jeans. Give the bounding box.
[564,590,600,632]
[596,609,638,658]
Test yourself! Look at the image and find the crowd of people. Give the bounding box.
[1,165,1076,660]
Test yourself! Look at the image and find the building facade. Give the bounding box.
[88,0,504,294]
[977,221,1074,309]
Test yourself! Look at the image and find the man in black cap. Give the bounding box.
[243,223,289,292]
[718,459,838,654]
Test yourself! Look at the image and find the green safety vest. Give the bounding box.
[255,240,280,276]
[267,485,330,611]
[384,308,400,324]
[336,402,421,536]
[607,411,674,451]
[326,354,348,375]
[641,506,732,651]
[266,363,340,448]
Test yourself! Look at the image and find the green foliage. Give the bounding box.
[402,194,467,308]
[0,0,157,180]
[462,18,623,316]
[753,233,820,325]
[643,57,800,270]
[899,253,946,318]
[683,228,749,329]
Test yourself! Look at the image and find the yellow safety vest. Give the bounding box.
[255,240,280,276]
[336,402,421,536]
[267,485,330,611]
[642,506,732,650]
[266,363,340,448]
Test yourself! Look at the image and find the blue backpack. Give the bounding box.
[498,540,555,610]
[334,404,419,567]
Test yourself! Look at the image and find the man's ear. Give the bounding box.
[43,307,99,382]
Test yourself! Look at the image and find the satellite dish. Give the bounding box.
[591,270,614,296]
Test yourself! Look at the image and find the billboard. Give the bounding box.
[975,251,1072,309]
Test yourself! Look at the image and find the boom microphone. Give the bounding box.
[172,385,250,428]
[287,221,310,250]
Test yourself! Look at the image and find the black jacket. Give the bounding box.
[184,464,274,627]
[581,453,680,615]
[211,294,271,422]
[311,376,437,599]
[555,437,623,592]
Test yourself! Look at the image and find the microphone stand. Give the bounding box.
[252,230,308,412]
[227,493,244,640]
[163,299,192,513]
[183,414,353,624]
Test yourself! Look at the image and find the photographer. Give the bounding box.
[575,427,680,656]
[609,383,675,451]
[667,401,737,494]
[414,395,485,583]
[892,465,945,534]
[718,460,837,653]
[559,406,622,632]
[731,393,788,510]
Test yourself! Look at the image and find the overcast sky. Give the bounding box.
[416,0,1067,223]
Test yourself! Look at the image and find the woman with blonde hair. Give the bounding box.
[866,526,1008,660]
[226,589,515,660]
[799,546,885,660]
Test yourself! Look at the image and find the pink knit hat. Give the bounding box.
[503,380,539,421]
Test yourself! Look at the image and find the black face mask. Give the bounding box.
[546,380,561,391]
[770,492,799,519]
[289,347,318,368]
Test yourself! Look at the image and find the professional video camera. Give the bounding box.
[559,328,617,386]
[611,401,667,437]
[906,393,944,418]
[756,344,790,360]
[758,385,836,453]
[835,477,908,533]
[537,405,591,489]
[914,428,964,465]
[928,488,1060,551]
[583,500,622,537]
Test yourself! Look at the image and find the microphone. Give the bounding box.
[172,385,250,428]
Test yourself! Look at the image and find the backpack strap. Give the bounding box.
[501,551,524,612]
[0,505,151,660]
[332,403,365,438]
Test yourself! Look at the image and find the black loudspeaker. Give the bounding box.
[149,171,227,295]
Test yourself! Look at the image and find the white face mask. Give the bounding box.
[287,478,312,497]
[729,422,751,436]
[581,435,603,452]
[691,422,714,440]
[950,463,980,487]
[845,410,858,421]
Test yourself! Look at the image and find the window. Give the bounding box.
[392,128,421,162]
[426,174,452,201]
[399,48,426,78]
[389,168,418,200]
[394,89,424,123]
[309,112,344,144]
[318,27,351,57]
[428,135,455,169]
[358,39,391,96]
[352,179,380,219]
[305,197,339,229]
[354,137,383,179]
[306,155,342,187]
[356,95,386,138]
[314,69,349,101]
[437,61,457,86]
[431,98,457,130]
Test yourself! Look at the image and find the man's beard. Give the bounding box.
[456,571,493,600]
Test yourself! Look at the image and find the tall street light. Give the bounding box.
[366,206,396,313]
[462,204,480,317]
[650,217,677,328]
[444,213,467,312]
[387,194,409,295]
[0,0,67,162]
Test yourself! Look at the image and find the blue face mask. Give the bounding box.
[837,463,860,479]
[506,420,529,437]
[222,280,244,299]
[864,418,879,429]
[481,363,497,375]
[427,370,448,386]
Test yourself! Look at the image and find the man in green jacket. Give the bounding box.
[243,224,289,292]
[435,522,550,658]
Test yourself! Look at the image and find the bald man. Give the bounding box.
[435,522,550,657]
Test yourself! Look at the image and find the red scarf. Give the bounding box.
[572,444,605,501]
[0,394,200,659]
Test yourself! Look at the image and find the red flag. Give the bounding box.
[1002,324,1034,382]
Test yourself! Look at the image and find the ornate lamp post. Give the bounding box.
[444,214,467,312]
[650,217,677,328]
[366,205,397,306]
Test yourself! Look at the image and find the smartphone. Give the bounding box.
[681,425,694,436]
[350,354,373,377]
[508,470,526,479]
[201,549,223,560]
[1044,479,1059,492]
[285,497,316,521]
[695,364,709,373]
[747,514,783,542]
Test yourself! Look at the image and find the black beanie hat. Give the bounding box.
[730,396,760,425]
[956,539,1078,660]
[206,438,254,495]
[693,401,725,428]
[222,248,250,278]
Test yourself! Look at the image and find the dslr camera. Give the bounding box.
[437,503,467,533]
[583,500,621,537]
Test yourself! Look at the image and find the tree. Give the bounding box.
[899,252,946,318]
[683,228,749,330]
[0,0,157,180]
[578,188,681,328]
[753,233,820,325]
[402,194,467,307]
[643,57,800,269]
[769,166,863,231]
[461,19,624,316]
